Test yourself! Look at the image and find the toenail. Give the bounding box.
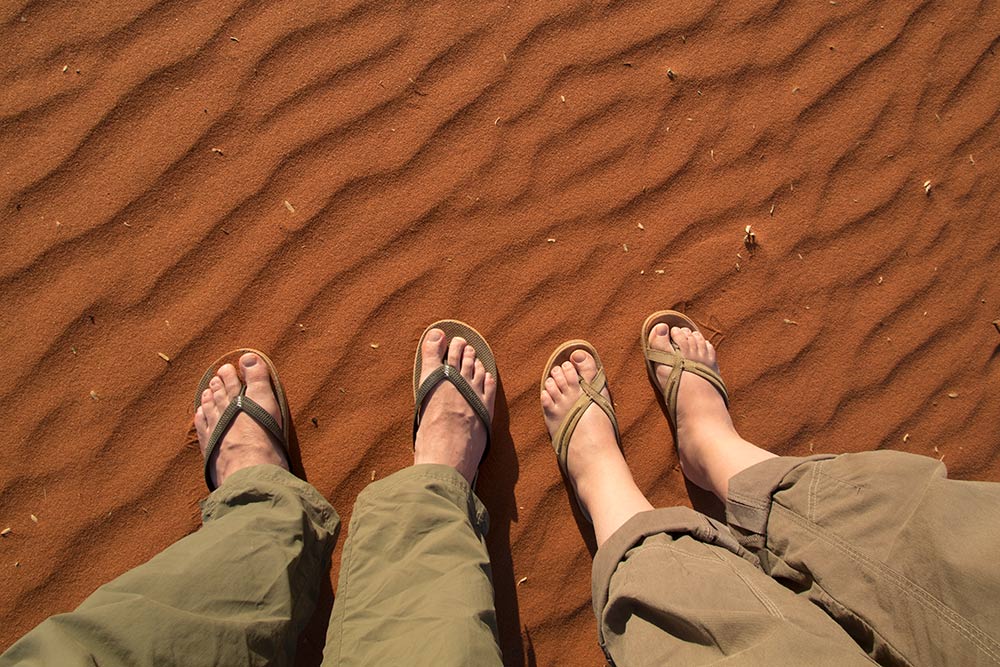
[571,350,586,362]
[655,324,669,335]
[428,330,443,342]
[243,355,257,366]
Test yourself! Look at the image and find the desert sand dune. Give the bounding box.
[2,0,999,664]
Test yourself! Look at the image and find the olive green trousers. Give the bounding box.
[3,452,998,666]
[595,451,1000,666]
[0,464,501,667]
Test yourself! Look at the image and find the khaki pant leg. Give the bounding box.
[727,451,1000,666]
[0,465,340,667]
[322,464,502,667]
[592,507,873,667]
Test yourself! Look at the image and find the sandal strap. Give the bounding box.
[204,387,285,491]
[644,346,730,418]
[552,368,621,473]
[550,367,620,524]
[412,364,492,452]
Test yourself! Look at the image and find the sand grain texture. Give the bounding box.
[2,0,999,664]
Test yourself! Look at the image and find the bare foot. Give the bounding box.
[194,353,288,488]
[648,324,775,499]
[542,349,652,545]
[414,329,496,485]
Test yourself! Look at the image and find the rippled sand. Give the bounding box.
[2,0,999,663]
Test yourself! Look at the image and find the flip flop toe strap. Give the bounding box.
[553,368,621,475]
[644,347,730,410]
[203,388,286,491]
[413,364,492,453]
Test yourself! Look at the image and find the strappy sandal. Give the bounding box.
[194,348,291,491]
[641,311,729,434]
[541,340,621,523]
[413,320,497,478]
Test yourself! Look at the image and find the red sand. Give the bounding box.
[2,1,999,664]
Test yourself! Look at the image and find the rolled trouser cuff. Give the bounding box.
[725,455,835,552]
[591,506,758,652]
[202,463,341,538]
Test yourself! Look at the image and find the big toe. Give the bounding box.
[420,328,447,383]
[649,322,672,352]
[570,349,600,385]
[240,353,281,427]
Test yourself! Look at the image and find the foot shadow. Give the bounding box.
[479,380,527,666]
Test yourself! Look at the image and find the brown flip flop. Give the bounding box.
[413,320,497,465]
[194,348,291,491]
[641,311,729,433]
[541,340,621,523]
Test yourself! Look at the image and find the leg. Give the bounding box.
[2,354,338,667]
[649,326,1000,664]
[322,330,502,666]
[727,452,1000,666]
[542,349,870,665]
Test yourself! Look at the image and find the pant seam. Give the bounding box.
[772,502,1000,664]
[709,548,785,619]
[728,490,770,510]
[333,503,364,666]
[807,461,822,521]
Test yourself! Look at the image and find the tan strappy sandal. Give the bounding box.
[194,349,291,491]
[641,311,729,433]
[541,340,621,522]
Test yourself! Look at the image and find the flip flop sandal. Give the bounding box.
[641,311,729,434]
[194,348,291,492]
[541,340,621,523]
[413,320,497,479]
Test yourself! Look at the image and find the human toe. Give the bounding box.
[569,349,599,384]
[560,361,581,387]
[649,322,672,351]
[210,376,229,407]
[240,353,267,390]
[551,364,569,392]
[447,336,467,368]
[218,363,241,396]
[484,371,496,405]
[419,328,447,383]
[461,344,476,378]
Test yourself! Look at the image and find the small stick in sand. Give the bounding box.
[157,352,171,362]
[923,180,932,195]
[1,528,11,537]
[90,390,100,401]
[743,225,757,251]
[230,36,240,42]
[783,319,799,325]
[62,65,68,73]
[903,433,910,443]
[517,577,527,586]
[211,147,224,156]
[666,69,676,80]
[283,200,295,213]
[993,320,1000,335]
